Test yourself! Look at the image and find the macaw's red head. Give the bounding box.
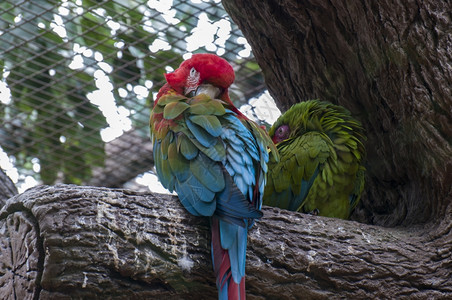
[164,53,235,101]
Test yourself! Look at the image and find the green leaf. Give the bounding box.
[82,0,100,7]
[0,2,15,28]
[80,12,117,56]
[41,30,64,44]
[111,46,141,88]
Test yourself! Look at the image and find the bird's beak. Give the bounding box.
[184,85,197,97]
[193,84,221,99]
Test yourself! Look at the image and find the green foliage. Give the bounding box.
[0,0,263,186]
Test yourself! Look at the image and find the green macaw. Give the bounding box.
[263,100,366,219]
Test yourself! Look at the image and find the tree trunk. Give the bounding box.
[86,128,154,188]
[1,184,451,299]
[0,169,17,208]
[222,0,452,227]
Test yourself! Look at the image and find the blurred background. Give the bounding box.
[0,0,281,193]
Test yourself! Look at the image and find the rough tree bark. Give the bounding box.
[222,0,452,227]
[1,185,451,299]
[0,168,17,208]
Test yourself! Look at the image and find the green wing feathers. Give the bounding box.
[263,132,331,211]
[263,100,366,219]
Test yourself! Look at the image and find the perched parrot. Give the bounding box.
[263,100,366,219]
[150,53,277,299]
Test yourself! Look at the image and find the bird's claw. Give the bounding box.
[308,208,320,216]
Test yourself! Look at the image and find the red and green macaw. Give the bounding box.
[150,53,277,299]
[263,100,366,219]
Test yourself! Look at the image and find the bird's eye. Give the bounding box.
[190,67,197,76]
[277,126,287,135]
[274,124,290,141]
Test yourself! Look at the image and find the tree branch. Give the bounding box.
[1,185,451,299]
[86,129,154,188]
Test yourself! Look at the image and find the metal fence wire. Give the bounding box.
[0,0,279,191]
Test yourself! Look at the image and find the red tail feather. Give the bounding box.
[211,217,246,299]
[226,277,245,300]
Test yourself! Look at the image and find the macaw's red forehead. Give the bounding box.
[166,53,235,90]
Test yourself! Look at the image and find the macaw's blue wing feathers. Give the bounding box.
[215,168,262,227]
[177,134,198,160]
[186,117,217,148]
[189,152,225,193]
[168,142,190,182]
[222,113,261,162]
[189,114,223,137]
[151,95,270,207]
[220,114,265,203]
[179,127,225,162]
[153,139,175,191]
[175,175,216,216]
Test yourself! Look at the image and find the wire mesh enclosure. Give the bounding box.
[0,0,279,191]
